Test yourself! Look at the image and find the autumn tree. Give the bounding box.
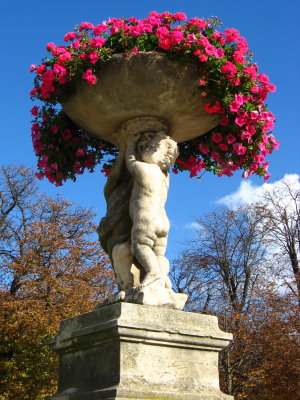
[243,288,300,400]
[0,165,115,400]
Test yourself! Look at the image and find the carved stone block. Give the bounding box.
[48,303,233,400]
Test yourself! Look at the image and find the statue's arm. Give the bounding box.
[125,142,139,175]
[104,152,125,198]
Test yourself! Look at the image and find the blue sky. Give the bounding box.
[1,0,299,259]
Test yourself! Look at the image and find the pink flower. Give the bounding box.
[253,154,265,163]
[72,40,81,50]
[30,64,36,72]
[219,143,229,151]
[220,117,229,126]
[268,84,276,93]
[58,52,72,64]
[82,69,97,85]
[62,129,72,140]
[88,51,99,64]
[133,47,139,55]
[46,42,56,52]
[215,48,224,58]
[205,43,217,56]
[229,94,245,112]
[187,33,197,43]
[101,165,111,177]
[173,12,187,21]
[53,64,66,76]
[212,133,222,143]
[51,125,59,134]
[264,173,271,182]
[199,144,210,154]
[226,134,236,144]
[211,152,221,161]
[258,73,270,85]
[231,78,241,86]
[233,142,246,155]
[199,54,208,62]
[86,75,97,85]
[76,149,86,157]
[243,65,257,80]
[36,64,46,74]
[171,30,185,44]
[238,37,248,53]
[51,163,58,171]
[52,46,67,55]
[30,106,39,116]
[89,37,106,48]
[79,22,94,32]
[204,101,224,114]
[233,51,245,64]
[94,24,108,35]
[221,61,237,78]
[224,28,240,43]
[64,32,78,42]
[189,17,207,30]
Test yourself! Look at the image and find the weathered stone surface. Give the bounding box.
[95,286,188,310]
[48,303,233,400]
[62,52,220,146]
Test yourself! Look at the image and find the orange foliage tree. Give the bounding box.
[0,165,115,400]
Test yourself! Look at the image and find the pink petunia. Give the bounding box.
[76,149,86,157]
[226,134,236,144]
[30,106,39,116]
[212,133,223,143]
[51,125,59,134]
[173,12,187,21]
[79,22,94,32]
[64,32,79,42]
[221,61,237,78]
[233,142,246,155]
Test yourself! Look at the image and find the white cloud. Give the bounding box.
[184,221,202,230]
[217,173,300,209]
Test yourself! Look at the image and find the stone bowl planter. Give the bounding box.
[62,51,220,147]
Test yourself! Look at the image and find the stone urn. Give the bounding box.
[62,51,220,147]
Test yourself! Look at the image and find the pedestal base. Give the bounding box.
[48,303,233,400]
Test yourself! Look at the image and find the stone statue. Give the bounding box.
[97,117,187,309]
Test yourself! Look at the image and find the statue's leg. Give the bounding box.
[112,243,142,289]
[153,236,172,289]
[131,229,164,287]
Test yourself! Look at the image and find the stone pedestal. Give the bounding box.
[48,303,233,400]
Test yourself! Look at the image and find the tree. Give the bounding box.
[0,165,115,400]
[243,288,300,400]
[171,200,300,399]
[171,205,269,396]
[257,175,300,302]
[171,205,268,314]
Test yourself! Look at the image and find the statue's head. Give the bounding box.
[137,131,179,170]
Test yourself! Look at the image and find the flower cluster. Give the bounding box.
[30,11,278,185]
